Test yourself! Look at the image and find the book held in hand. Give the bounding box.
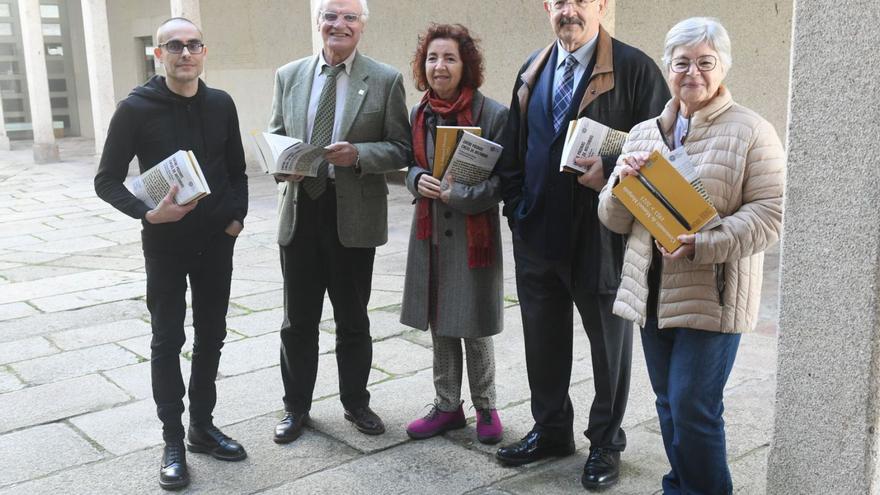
[559,117,628,174]
[432,126,482,178]
[250,131,326,177]
[127,150,210,209]
[611,150,721,252]
[442,131,503,186]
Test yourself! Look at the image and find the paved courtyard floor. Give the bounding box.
[0,138,778,494]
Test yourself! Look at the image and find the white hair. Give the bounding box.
[315,0,369,22]
[662,17,732,71]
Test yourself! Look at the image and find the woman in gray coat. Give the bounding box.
[400,24,507,445]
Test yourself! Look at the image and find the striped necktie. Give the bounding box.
[552,55,577,133]
[303,64,343,200]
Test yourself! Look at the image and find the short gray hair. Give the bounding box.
[315,0,369,22]
[662,17,732,72]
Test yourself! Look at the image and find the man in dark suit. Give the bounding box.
[268,0,410,443]
[494,0,669,490]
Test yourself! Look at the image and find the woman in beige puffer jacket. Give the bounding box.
[597,17,784,495]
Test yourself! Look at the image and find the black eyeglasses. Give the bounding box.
[669,55,717,73]
[158,40,205,54]
[320,11,362,23]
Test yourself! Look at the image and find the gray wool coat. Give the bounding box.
[399,91,508,338]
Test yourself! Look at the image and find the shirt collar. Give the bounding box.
[555,34,598,70]
[318,49,356,75]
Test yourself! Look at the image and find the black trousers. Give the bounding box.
[145,232,236,442]
[513,234,632,451]
[279,184,375,414]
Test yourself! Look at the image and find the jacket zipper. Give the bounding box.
[715,263,726,307]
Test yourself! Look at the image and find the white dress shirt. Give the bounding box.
[307,49,357,178]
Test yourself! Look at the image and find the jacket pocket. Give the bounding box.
[714,263,727,306]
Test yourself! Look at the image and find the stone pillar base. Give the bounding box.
[0,135,9,151]
[33,142,60,163]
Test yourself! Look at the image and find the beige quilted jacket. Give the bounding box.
[597,86,785,333]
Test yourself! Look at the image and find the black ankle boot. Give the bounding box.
[159,441,189,490]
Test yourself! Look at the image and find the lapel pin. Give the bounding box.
[358,89,365,96]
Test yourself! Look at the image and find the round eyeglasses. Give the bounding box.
[669,55,717,73]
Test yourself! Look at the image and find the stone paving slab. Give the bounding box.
[227,310,282,337]
[11,344,141,385]
[0,269,144,305]
[0,299,149,343]
[0,368,23,393]
[0,414,357,495]
[48,319,152,351]
[370,336,434,376]
[70,398,180,456]
[30,281,146,312]
[0,374,130,434]
[103,360,191,401]
[0,423,104,488]
[263,436,516,495]
[0,336,58,366]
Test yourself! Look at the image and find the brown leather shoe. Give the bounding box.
[273,411,309,444]
[344,406,385,435]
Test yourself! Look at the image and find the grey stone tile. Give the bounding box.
[12,344,141,385]
[102,360,191,401]
[0,250,66,265]
[31,281,146,312]
[226,310,282,337]
[0,265,83,283]
[367,289,402,310]
[366,309,410,340]
[264,436,513,495]
[46,254,145,271]
[7,235,118,254]
[0,414,357,495]
[218,333,278,377]
[32,221,134,242]
[0,269,145,305]
[229,280,282,299]
[731,445,769,494]
[211,367,286,427]
[309,369,434,453]
[371,337,434,376]
[49,318,152,350]
[70,399,173,456]
[0,336,58,365]
[0,375,130,433]
[0,300,148,344]
[371,273,406,292]
[0,423,104,487]
[0,367,23,393]
[231,289,283,312]
[116,334,152,359]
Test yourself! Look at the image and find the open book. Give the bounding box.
[250,131,326,177]
[611,150,721,252]
[127,150,210,209]
[442,131,503,186]
[433,126,482,178]
[559,117,628,174]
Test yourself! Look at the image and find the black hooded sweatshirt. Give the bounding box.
[95,75,248,255]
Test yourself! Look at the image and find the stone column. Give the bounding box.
[767,2,880,494]
[17,0,59,163]
[80,0,115,154]
[0,97,10,151]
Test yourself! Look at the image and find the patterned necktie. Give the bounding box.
[303,64,343,200]
[552,55,577,133]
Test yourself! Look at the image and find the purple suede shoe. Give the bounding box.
[406,404,466,440]
[476,408,503,444]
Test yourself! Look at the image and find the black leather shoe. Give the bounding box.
[581,447,620,490]
[274,411,310,444]
[159,441,189,490]
[186,424,247,461]
[495,430,576,466]
[344,406,386,435]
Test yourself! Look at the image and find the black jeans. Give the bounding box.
[279,184,375,414]
[145,232,236,442]
[513,234,632,450]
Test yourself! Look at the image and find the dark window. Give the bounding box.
[47,78,66,91]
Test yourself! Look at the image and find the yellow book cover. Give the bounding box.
[611,150,718,252]
[433,126,482,178]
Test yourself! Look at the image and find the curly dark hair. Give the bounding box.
[411,23,485,92]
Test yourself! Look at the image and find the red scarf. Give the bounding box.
[412,87,493,268]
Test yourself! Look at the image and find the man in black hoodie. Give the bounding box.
[94,18,248,490]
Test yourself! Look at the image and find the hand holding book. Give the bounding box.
[144,185,198,224]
